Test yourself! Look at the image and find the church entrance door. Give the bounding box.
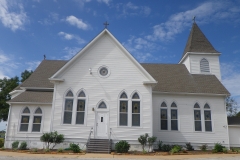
[96,112,109,138]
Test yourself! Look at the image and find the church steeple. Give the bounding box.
[181,22,219,60]
[179,22,221,81]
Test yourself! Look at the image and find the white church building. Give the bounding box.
[5,22,231,151]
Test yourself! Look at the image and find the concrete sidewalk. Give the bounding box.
[1,151,240,159]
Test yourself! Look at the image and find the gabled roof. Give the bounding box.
[141,63,229,95]
[228,117,240,125]
[50,29,157,84]
[18,60,67,89]
[181,22,219,60]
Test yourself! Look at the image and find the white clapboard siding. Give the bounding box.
[182,56,191,72]
[5,104,52,148]
[51,33,153,141]
[228,126,240,147]
[189,54,221,81]
[152,93,229,148]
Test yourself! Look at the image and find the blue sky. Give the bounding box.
[0,0,240,130]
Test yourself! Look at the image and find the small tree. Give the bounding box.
[147,136,157,152]
[40,131,64,149]
[138,133,148,152]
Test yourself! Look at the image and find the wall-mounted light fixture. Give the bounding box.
[89,68,92,74]
[92,108,95,111]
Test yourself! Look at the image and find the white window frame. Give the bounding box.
[131,92,141,127]
[160,101,168,131]
[19,107,31,132]
[204,103,212,132]
[193,103,202,132]
[75,90,87,125]
[62,90,74,125]
[119,92,128,126]
[170,102,178,131]
[32,107,43,132]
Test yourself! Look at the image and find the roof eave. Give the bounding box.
[48,78,65,82]
[153,91,229,96]
[179,52,221,64]
[143,81,158,85]
[7,102,52,105]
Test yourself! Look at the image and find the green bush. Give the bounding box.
[157,140,163,151]
[214,143,225,152]
[12,141,19,149]
[162,144,172,152]
[138,133,148,152]
[147,136,157,152]
[69,143,81,153]
[170,145,182,154]
[115,140,130,153]
[40,131,64,149]
[19,141,27,150]
[223,148,228,153]
[200,144,208,151]
[0,138,4,148]
[57,148,64,153]
[185,142,194,151]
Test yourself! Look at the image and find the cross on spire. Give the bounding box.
[103,21,109,28]
[192,16,196,23]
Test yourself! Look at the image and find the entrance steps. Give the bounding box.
[87,138,112,153]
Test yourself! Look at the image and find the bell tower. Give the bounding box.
[179,22,221,81]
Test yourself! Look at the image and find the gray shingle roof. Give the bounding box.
[141,63,229,95]
[228,117,240,125]
[8,91,53,103]
[181,22,219,59]
[19,60,67,88]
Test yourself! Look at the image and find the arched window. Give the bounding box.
[200,58,210,73]
[76,91,86,124]
[119,92,128,126]
[160,102,167,130]
[194,103,201,131]
[63,90,74,124]
[98,102,107,108]
[171,102,178,131]
[20,107,30,132]
[204,103,212,132]
[32,107,42,132]
[132,92,140,126]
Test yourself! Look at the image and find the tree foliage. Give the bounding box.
[226,96,239,117]
[40,131,64,149]
[138,133,148,152]
[0,77,19,121]
[21,70,33,82]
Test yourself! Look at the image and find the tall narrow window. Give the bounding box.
[171,102,178,131]
[194,103,202,131]
[76,91,86,124]
[20,107,30,132]
[98,102,107,108]
[119,92,128,126]
[204,103,212,132]
[160,102,167,130]
[132,93,140,126]
[200,58,210,73]
[63,90,74,124]
[32,108,42,132]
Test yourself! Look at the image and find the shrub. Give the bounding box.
[0,138,4,148]
[115,140,130,153]
[200,144,208,151]
[40,131,64,149]
[170,145,182,154]
[138,133,148,152]
[57,148,64,153]
[12,141,19,149]
[147,136,157,152]
[19,141,27,150]
[223,148,228,153]
[45,148,50,152]
[162,144,172,152]
[69,143,81,153]
[214,143,225,152]
[185,142,194,151]
[157,140,163,151]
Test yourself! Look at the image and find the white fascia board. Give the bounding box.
[152,91,229,96]
[228,125,240,127]
[143,81,158,85]
[9,89,25,96]
[48,78,65,82]
[179,52,221,64]
[20,87,54,90]
[50,29,108,79]
[50,29,157,83]
[7,102,52,105]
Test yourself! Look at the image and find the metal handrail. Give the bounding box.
[86,127,93,147]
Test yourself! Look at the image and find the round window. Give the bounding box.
[99,67,108,76]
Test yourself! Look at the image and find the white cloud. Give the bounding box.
[66,15,89,30]
[62,47,81,60]
[38,12,59,26]
[58,32,85,44]
[116,2,151,17]
[97,0,111,6]
[147,1,240,42]
[25,61,41,71]
[0,0,28,31]
[0,51,18,78]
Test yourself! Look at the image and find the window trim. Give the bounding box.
[19,107,31,132]
[193,102,202,132]
[204,103,212,132]
[200,58,210,73]
[170,102,178,131]
[32,107,43,132]
[131,91,141,127]
[160,101,168,131]
[119,91,129,127]
[75,90,87,125]
[62,90,74,125]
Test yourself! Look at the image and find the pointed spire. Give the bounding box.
[181,22,219,59]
